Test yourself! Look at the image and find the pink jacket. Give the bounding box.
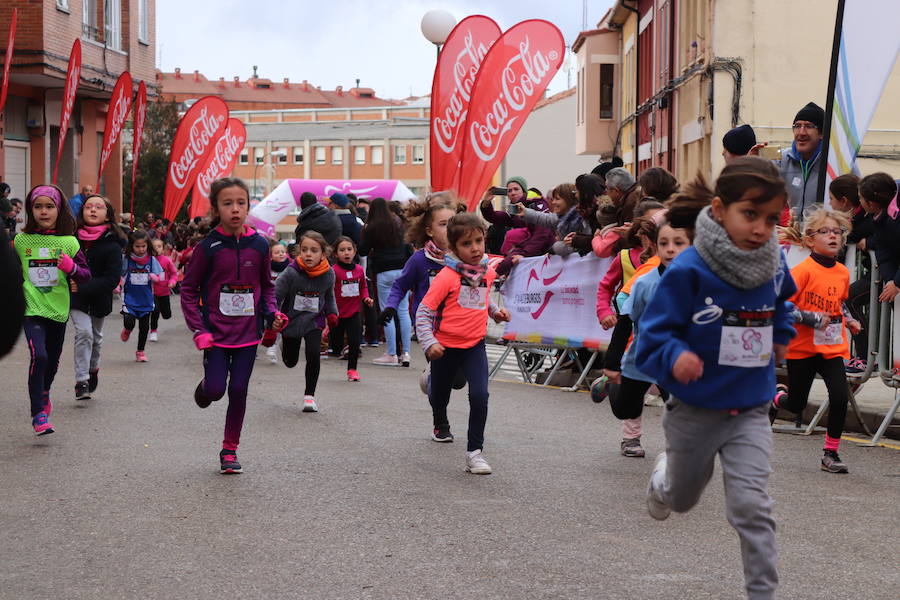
[591,228,620,258]
[152,254,179,296]
[596,247,642,322]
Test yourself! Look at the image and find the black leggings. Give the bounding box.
[150,295,172,330]
[846,278,869,359]
[609,375,668,420]
[784,355,849,440]
[604,315,632,371]
[282,328,323,395]
[331,313,362,370]
[123,313,150,351]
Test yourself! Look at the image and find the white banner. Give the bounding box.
[500,253,612,349]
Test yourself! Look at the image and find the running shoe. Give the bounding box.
[621,437,646,458]
[120,328,131,342]
[432,427,454,443]
[400,352,411,367]
[135,351,148,362]
[75,381,91,401]
[266,345,278,364]
[347,369,360,382]
[821,450,849,474]
[769,384,788,425]
[590,375,609,404]
[647,452,671,520]
[465,449,492,474]
[844,357,867,374]
[32,412,54,436]
[419,364,431,395]
[149,330,158,342]
[372,353,399,366]
[194,380,212,409]
[302,395,319,412]
[366,340,381,348]
[219,449,243,474]
[88,369,100,393]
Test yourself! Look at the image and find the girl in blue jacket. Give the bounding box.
[121,229,163,363]
[635,158,796,600]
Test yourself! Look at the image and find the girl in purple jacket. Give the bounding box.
[181,178,285,474]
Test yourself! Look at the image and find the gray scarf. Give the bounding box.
[693,206,780,290]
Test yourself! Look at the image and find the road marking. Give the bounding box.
[844,435,900,451]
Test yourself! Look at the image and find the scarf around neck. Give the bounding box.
[130,252,151,266]
[296,257,330,277]
[77,224,108,241]
[424,240,446,265]
[444,252,489,287]
[693,206,780,290]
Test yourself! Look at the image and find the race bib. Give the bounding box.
[457,282,488,310]
[129,272,149,286]
[341,280,360,297]
[814,316,844,346]
[294,293,319,312]
[718,310,774,368]
[219,284,255,317]
[28,259,58,289]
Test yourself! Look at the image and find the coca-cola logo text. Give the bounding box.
[196,128,246,197]
[170,106,226,189]
[99,85,132,173]
[432,30,491,154]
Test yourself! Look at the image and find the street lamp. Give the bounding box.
[421,9,456,59]
[252,149,287,199]
[267,149,287,196]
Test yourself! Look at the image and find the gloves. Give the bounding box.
[379,307,397,326]
[326,313,339,330]
[193,332,214,350]
[261,328,278,347]
[58,253,75,274]
[272,311,288,333]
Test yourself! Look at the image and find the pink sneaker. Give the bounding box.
[135,351,148,362]
[32,412,54,436]
[347,369,360,382]
[120,328,131,342]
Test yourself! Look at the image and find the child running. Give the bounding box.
[70,194,126,400]
[635,157,796,600]
[121,230,163,362]
[275,231,338,413]
[332,236,374,381]
[265,240,291,363]
[149,238,179,342]
[181,177,283,474]
[772,208,860,473]
[415,213,511,474]
[14,184,91,434]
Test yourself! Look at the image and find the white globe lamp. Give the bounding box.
[421,9,457,50]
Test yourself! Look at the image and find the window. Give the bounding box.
[293,147,303,165]
[412,145,424,164]
[371,146,383,165]
[82,0,99,41]
[599,64,614,119]
[103,0,121,50]
[138,0,149,43]
[331,146,343,165]
[238,150,249,165]
[56,0,70,11]
[354,146,366,165]
[393,145,406,164]
[275,147,288,164]
[315,147,326,165]
[254,148,264,164]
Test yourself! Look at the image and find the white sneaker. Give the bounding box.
[465,449,492,474]
[266,346,278,364]
[149,331,158,342]
[372,353,399,366]
[419,363,431,395]
[400,352,411,367]
[302,395,319,412]
[647,452,671,520]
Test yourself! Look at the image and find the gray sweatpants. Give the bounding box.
[658,398,777,600]
[71,309,105,382]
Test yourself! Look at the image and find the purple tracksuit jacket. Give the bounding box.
[385,249,443,317]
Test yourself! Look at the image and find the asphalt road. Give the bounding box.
[1,305,898,600]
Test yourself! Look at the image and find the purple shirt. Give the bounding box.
[385,249,444,317]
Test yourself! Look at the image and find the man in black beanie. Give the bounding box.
[779,101,825,217]
[722,124,758,163]
[591,156,623,184]
[294,191,342,245]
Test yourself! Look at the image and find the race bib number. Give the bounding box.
[457,282,488,310]
[28,259,58,289]
[718,310,774,368]
[814,316,844,346]
[129,272,149,286]
[341,280,360,298]
[294,293,319,312]
[219,284,255,317]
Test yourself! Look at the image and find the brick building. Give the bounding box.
[0,0,156,210]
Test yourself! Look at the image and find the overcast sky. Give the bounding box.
[156,0,615,100]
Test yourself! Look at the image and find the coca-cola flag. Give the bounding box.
[162,96,229,221]
[130,80,148,227]
[189,118,247,219]
[97,70,133,185]
[457,20,564,210]
[53,39,81,185]
[429,15,501,193]
[0,7,17,116]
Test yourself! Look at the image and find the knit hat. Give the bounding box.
[506,176,528,192]
[330,193,350,208]
[591,156,624,179]
[722,124,757,156]
[300,192,318,209]
[793,102,824,130]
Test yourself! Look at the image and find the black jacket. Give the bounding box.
[295,203,342,246]
[334,210,362,246]
[70,229,125,317]
[0,226,24,357]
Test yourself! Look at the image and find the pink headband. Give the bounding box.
[31,185,62,208]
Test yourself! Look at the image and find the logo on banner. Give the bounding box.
[516,256,567,319]
[323,182,379,198]
[196,128,245,197]
[170,106,227,190]
[433,31,492,154]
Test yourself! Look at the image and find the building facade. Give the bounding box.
[1,0,156,208]
[576,0,900,182]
